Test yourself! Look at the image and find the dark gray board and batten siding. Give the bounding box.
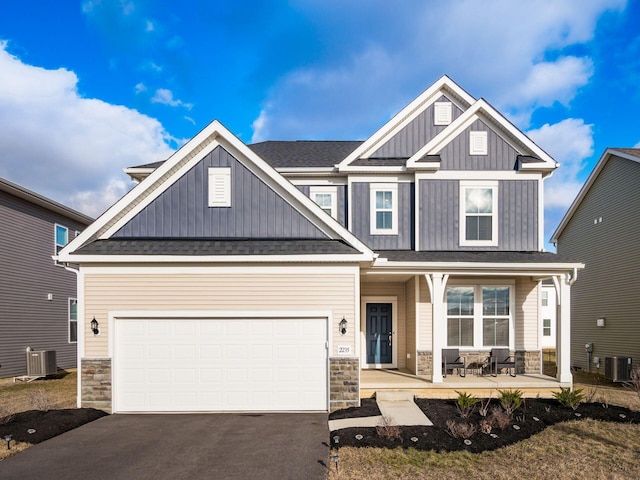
[0,190,88,377]
[418,179,538,251]
[370,95,464,159]
[114,146,328,239]
[556,155,640,371]
[350,182,414,250]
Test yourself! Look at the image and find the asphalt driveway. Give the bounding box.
[0,413,330,480]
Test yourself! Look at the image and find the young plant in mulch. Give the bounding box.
[376,416,402,442]
[445,419,476,439]
[553,387,585,411]
[455,391,479,419]
[478,395,492,417]
[488,407,512,430]
[498,389,523,417]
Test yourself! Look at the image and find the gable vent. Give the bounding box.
[469,131,488,155]
[208,167,231,207]
[434,101,452,125]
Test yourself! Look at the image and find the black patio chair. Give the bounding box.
[442,348,466,378]
[489,348,516,377]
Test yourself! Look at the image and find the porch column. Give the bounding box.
[555,273,573,384]
[426,273,448,383]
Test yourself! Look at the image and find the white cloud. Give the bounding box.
[0,42,175,217]
[134,82,147,94]
[151,88,193,109]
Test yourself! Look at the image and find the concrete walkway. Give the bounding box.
[328,391,432,431]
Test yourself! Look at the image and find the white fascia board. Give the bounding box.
[123,167,156,183]
[348,173,415,183]
[551,149,640,243]
[365,261,584,275]
[66,253,374,264]
[337,165,408,174]
[81,264,361,275]
[414,171,541,181]
[289,178,348,186]
[276,167,336,174]
[407,99,557,169]
[336,76,475,170]
[407,162,440,171]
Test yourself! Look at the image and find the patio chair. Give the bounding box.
[442,348,466,378]
[488,348,516,377]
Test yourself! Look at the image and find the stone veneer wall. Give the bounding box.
[81,358,112,413]
[417,351,432,376]
[329,357,359,412]
[515,350,541,374]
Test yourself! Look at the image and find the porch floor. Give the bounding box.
[360,369,571,399]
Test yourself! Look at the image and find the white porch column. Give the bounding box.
[427,273,448,383]
[555,273,573,384]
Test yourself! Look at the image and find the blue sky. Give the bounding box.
[0,0,638,248]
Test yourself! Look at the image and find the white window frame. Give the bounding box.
[69,298,78,344]
[370,184,398,235]
[445,282,515,350]
[469,130,488,155]
[543,318,552,337]
[55,224,69,255]
[459,181,498,247]
[541,290,549,307]
[434,101,453,125]
[208,167,231,207]
[309,186,338,219]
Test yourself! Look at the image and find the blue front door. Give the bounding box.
[366,303,392,364]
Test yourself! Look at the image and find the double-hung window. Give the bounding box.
[370,184,398,234]
[446,283,513,349]
[460,181,498,246]
[69,298,78,343]
[309,186,337,219]
[55,224,69,254]
[543,319,551,337]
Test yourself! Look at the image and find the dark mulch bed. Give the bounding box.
[0,409,108,445]
[329,397,640,453]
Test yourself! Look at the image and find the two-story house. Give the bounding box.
[58,76,582,413]
[0,177,93,378]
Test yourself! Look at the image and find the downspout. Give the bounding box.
[63,263,83,409]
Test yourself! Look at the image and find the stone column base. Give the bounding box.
[515,350,542,374]
[417,351,433,376]
[329,357,359,412]
[81,358,112,413]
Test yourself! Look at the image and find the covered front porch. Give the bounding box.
[360,368,570,399]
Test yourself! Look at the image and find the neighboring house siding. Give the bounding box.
[557,156,640,371]
[114,145,327,239]
[351,182,414,250]
[297,185,348,227]
[438,119,519,170]
[370,95,463,158]
[0,190,86,377]
[418,179,538,251]
[82,266,358,358]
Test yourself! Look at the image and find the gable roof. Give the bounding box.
[249,141,362,169]
[0,177,94,225]
[58,120,374,263]
[337,75,476,170]
[551,148,640,243]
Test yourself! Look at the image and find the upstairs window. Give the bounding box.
[370,184,398,235]
[208,167,231,207]
[469,131,488,155]
[55,224,69,254]
[460,182,498,246]
[310,186,337,219]
[434,101,453,125]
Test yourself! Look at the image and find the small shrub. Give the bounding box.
[445,419,476,439]
[498,389,523,416]
[455,391,478,418]
[376,416,402,441]
[488,407,512,430]
[0,405,14,426]
[479,418,492,434]
[28,388,54,412]
[478,396,492,417]
[631,367,640,404]
[584,386,598,403]
[553,387,585,410]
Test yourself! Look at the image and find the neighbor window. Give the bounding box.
[543,318,551,337]
[460,182,498,246]
[208,167,231,207]
[370,184,398,234]
[309,186,338,219]
[446,283,513,349]
[469,130,488,155]
[541,290,549,307]
[55,224,69,254]
[434,101,453,125]
[69,298,78,343]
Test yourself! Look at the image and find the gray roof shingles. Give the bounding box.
[73,238,360,256]
[248,141,363,168]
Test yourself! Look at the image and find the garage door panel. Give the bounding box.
[115,318,328,412]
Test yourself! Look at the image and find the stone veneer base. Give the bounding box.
[329,357,359,412]
[81,358,112,413]
[418,350,542,376]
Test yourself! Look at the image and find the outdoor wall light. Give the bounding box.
[339,317,347,335]
[91,317,100,335]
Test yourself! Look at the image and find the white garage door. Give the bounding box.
[113,317,328,412]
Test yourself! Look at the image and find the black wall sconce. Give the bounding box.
[339,317,347,335]
[91,317,100,335]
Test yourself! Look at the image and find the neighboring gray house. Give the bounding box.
[552,148,640,374]
[0,177,93,378]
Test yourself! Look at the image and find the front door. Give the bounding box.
[366,303,392,364]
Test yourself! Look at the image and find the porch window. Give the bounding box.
[460,181,498,246]
[446,283,513,349]
[543,318,551,337]
[370,184,398,234]
[446,287,474,346]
